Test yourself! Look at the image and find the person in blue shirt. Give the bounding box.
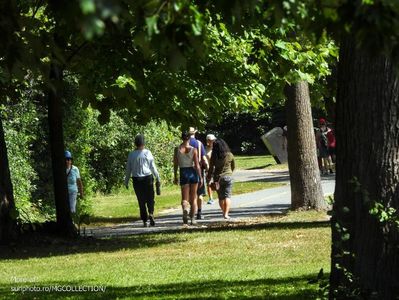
[125,134,161,227]
[65,151,84,213]
[188,127,208,220]
[189,127,209,220]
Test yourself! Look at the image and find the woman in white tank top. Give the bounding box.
[173,131,203,225]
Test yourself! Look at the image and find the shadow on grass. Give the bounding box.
[245,163,274,170]
[162,220,331,236]
[238,175,290,184]
[0,234,186,260]
[0,218,330,260]
[89,216,138,224]
[0,276,325,299]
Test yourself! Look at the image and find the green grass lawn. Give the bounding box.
[90,181,285,225]
[235,155,288,170]
[0,211,330,299]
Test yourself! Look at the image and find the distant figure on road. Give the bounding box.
[124,134,160,227]
[65,150,84,213]
[207,139,235,219]
[174,131,203,225]
[206,134,217,204]
[316,118,334,174]
[326,126,336,164]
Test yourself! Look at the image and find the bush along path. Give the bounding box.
[82,170,335,238]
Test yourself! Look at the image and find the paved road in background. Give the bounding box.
[84,169,335,238]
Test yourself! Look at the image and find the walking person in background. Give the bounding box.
[316,118,333,174]
[189,127,208,220]
[125,134,161,227]
[207,139,235,219]
[205,134,217,204]
[65,150,84,214]
[174,131,203,225]
[327,125,336,165]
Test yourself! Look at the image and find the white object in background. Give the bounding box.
[261,127,288,164]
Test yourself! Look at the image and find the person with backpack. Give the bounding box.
[327,126,336,164]
[65,150,84,213]
[189,127,208,220]
[316,118,334,174]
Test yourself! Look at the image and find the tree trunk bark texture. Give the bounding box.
[48,63,76,237]
[330,35,399,299]
[0,116,17,243]
[284,81,325,210]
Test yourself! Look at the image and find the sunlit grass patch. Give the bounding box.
[0,211,330,300]
[235,155,288,170]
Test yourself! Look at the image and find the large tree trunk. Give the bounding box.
[0,116,17,243]
[330,35,399,299]
[48,63,76,237]
[284,81,325,210]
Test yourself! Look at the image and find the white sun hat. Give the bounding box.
[206,134,216,141]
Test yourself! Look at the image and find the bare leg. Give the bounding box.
[189,183,198,219]
[224,198,231,218]
[326,156,333,172]
[321,158,327,174]
[181,184,190,203]
[196,194,204,219]
[197,194,203,210]
[181,185,190,224]
[219,199,225,217]
[207,184,213,201]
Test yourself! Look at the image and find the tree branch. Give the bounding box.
[66,41,89,64]
[31,0,44,20]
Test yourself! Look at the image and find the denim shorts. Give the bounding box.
[180,167,199,185]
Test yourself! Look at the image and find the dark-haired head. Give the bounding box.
[211,138,230,160]
[181,131,190,141]
[134,134,145,147]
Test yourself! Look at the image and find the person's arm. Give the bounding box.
[124,153,131,188]
[202,154,209,171]
[173,147,179,185]
[77,178,84,198]
[148,151,160,183]
[200,143,208,170]
[75,168,84,198]
[207,156,214,182]
[193,148,203,186]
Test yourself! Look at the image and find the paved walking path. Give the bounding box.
[82,169,335,238]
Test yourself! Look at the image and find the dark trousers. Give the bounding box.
[132,175,155,222]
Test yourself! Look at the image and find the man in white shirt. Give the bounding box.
[125,134,161,227]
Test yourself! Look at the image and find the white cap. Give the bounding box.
[206,134,216,141]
